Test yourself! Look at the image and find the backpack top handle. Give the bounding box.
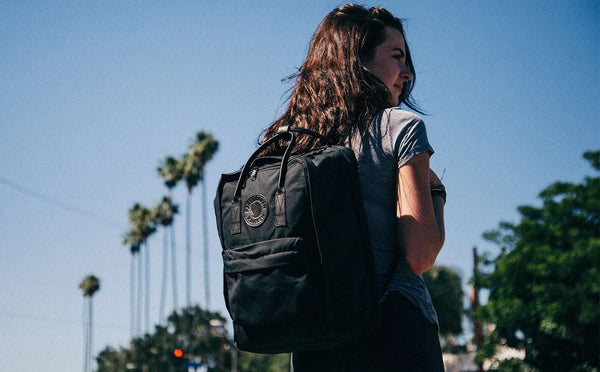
[278,125,332,145]
[229,128,294,234]
[230,125,331,234]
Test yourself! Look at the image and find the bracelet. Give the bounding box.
[430,184,446,204]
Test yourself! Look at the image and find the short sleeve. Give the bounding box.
[395,117,434,169]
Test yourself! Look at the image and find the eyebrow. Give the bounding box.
[391,47,406,54]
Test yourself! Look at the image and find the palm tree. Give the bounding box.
[151,196,179,324]
[123,224,141,339]
[158,156,183,191]
[157,156,183,312]
[183,131,218,309]
[124,203,156,337]
[182,151,200,308]
[123,231,141,339]
[79,275,100,372]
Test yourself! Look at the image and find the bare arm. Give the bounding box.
[396,152,445,274]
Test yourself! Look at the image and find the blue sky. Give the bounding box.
[1,1,598,371]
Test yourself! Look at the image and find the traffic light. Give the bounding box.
[173,348,183,358]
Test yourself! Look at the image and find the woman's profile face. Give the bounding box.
[365,26,413,106]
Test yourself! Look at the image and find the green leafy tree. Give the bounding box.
[237,352,290,372]
[96,306,230,372]
[423,265,464,348]
[476,151,599,371]
[80,275,100,372]
[96,346,129,372]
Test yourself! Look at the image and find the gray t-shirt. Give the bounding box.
[349,108,439,326]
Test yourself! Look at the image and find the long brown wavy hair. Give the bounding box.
[262,4,421,153]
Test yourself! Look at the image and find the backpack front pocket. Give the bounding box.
[223,237,317,327]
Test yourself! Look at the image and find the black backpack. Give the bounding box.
[214,125,378,353]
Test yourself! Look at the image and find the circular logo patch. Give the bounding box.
[244,194,269,227]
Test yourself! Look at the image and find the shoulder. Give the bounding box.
[374,108,426,138]
[374,108,433,166]
[382,107,423,124]
[376,108,425,130]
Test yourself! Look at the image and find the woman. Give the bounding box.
[263,4,446,371]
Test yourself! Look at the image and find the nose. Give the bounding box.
[400,64,412,82]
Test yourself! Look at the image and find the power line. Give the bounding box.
[0,176,122,229]
[0,311,128,331]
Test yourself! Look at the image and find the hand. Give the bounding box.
[429,169,442,186]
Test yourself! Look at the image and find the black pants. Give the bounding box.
[291,292,445,371]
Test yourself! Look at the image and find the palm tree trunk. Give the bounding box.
[137,251,143,337]
[130,254,136,339]
[88,297,94,372]
[159,227,168,323]
[83,297,89,372]
[186,191,192,307]
[202,178,210,309]
[169,190,178,312]
[170,223,178,311]
[144,244,150,334]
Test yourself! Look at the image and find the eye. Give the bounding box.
[392,52,405,61]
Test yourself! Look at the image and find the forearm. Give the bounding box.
[398,193,445,274]
[396,153,446,274]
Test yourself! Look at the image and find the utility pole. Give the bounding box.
[472,246,483,372]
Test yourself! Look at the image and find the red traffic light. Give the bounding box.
[174,349,183,358]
